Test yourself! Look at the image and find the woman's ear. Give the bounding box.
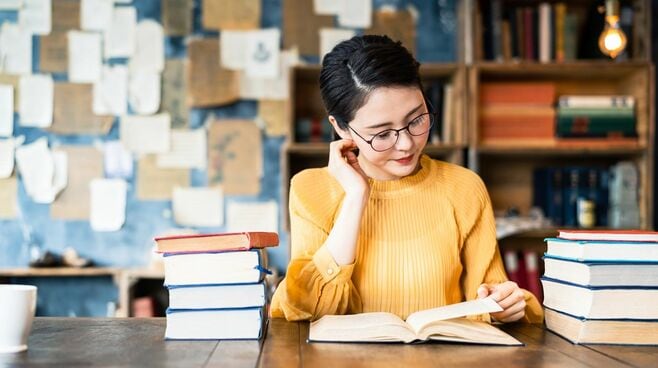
[328,115,350,140]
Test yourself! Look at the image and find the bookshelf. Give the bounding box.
[282,0,654,244]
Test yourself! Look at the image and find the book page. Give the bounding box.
[309,312,416,343]
[419,318,522,346]
[405,297,502,335]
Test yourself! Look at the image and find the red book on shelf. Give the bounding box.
[503,250,527,290]
[480,83,556,105]
[557,229,658,243]
[154,232,279,253]
[523,251,542,303]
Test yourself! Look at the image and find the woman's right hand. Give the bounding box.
[328,139,369,197]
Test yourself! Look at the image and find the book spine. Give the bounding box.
[538,2,551,63]
[554,3,566,62]
[558,96,635,108]
[523,251,543,302]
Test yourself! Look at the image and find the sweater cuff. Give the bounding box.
[312,245,355,283]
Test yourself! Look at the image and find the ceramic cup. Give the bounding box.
[0,285,37,354]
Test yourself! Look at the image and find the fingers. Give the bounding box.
[476,284,491,299]
[488,281,526,323]
[493,308,525,323]
[329,139,357,165]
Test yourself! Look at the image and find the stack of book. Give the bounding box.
[542,229,658,345]
[155,231,279,340]
[479,82,556,143]
[556,95,637,139]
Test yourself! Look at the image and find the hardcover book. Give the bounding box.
[154,231,279,253]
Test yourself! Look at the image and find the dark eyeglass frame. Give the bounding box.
[346,111,437,152]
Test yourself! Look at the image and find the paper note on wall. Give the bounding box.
[226,200,278,233]
[15,138,67,204]
[103,140,133,179]
[162,0,193,36]
[137,154,189,200]
[19,75,53,128]
[283,0,333,56]
[337,0,372,28]
[366,9,416,54]
[0,23,32,75]
[90,178,127,231]
[0,85,13,137]
[40,31,68,73]
[130,20,164,72]
[128,71,161,115]
[220,31,249,70]
[202,0,260,30]
[320,28,356,61]
[314,0,341,15]
[80,0,113,31]
[104,6,136,58]
[0,176,18,219]
[162,59,188,128]
[0,0,22,10]
[19,0,52,35]
[68,31,102,83]
[51,83,113,134]
[258,100,290,137]
[0,138,15,178]
[208,120,262,195]
[93,65,128,116]
[120,114,171,154]
[239,49,298,101]
[245,28,280,79]
[50,145,102,219]
[0,75,18,112]
[52,0,79,31]
[186,38,240,107]
[157,129,207,169]
[172,186,223,227]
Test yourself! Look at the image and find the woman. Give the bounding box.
[271,35,543,323]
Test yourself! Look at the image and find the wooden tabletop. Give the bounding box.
[1,318,656,367]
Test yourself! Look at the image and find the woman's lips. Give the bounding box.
[394,154,414,165]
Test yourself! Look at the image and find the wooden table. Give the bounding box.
[1,318,656,367]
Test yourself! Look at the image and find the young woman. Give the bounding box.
[271,35,543,323]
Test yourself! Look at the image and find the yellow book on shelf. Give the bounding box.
[309,298,522,345]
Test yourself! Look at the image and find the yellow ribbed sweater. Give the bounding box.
[271,155,543,323]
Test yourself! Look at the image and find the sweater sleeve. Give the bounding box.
[270,172,362,321]
[458,174,544,324]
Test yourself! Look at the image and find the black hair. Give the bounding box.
[319,35,422,130]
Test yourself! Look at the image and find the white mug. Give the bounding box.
[0,285,37,354]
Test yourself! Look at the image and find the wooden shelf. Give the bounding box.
[477,139,646,156]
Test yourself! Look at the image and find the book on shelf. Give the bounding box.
[165,307,266,340]
[154,231,279,253]
[163,249,269,286]
[167,282,266,310]
[544,307,658,345]
[544,237,658,262]
[479,82,555,105]
[556,229,658,243]
[543,256,658,287]
[308,297,522,345]
[523,250,542,302]
[541,277,658,319]
[558,95,635,108]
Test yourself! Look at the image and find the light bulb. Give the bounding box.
[598,0,627,59]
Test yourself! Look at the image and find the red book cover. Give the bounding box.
[154,231,279,253]
[503,249,526,289]
[480,83,556,105]
[523,251,542,303]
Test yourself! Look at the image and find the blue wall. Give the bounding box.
[0,0,456,316]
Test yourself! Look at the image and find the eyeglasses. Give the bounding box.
[347,112,436,152]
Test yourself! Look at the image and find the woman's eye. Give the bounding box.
[376,131,393,140]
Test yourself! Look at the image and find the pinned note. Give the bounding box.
[226,201,278,233]
[162,0,193,36]
[15,138,67,204]
[52,0,80,31]
[186,38,240,107]
[0,85,13,137]
[283,0,333,56]
[130,20,164,72]
[245,28,280,79]
[19,75,53,128]
[320,28,356,61]
[120,114,171,154]
[104,6,136,58]
[128,71,161,115]
[338,0,372,28]
[0,23,32,75]
[68,31,102,83]
[103,140,133,179]
[19,0,52,35]
[202,0,260,30]
[239,49,298,101]
[366,9,416,54]
[50,145,102,219]
[220,31,249,70]
[0,175,17,219]
[40,31,68,73]
[258,100,290,137]
[136,154,189,200]
[93,65,128,116]
[51,83,113,135]
[157,129,207,169]
[162,59,188,128]
[80,0,113,32]
[0,138,15,178]
[172,186,223,227]
[90,178,127,231]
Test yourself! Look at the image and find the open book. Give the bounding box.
[309,298,522,345]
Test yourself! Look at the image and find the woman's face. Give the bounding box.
[340,86,430,181]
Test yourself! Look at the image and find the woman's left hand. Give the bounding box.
[476,281,526,323]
